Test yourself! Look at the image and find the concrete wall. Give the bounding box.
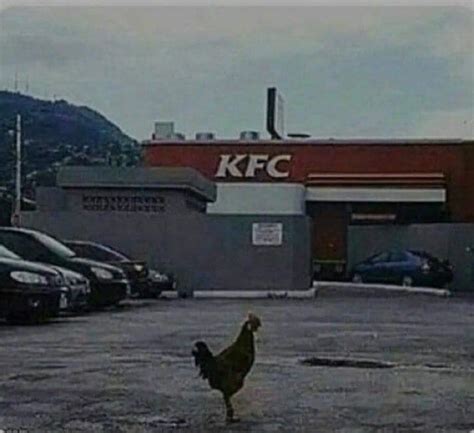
[207,183,306,215]
[348,224,474,292]
[20,211,312,294]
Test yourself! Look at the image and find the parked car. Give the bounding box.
[45,266,90,312]
[0,245,64,324]
[0,228,130,308]
[64,240,174,297]
[0,244,90,312]
[349,250,453,288]
[147,268,177,294]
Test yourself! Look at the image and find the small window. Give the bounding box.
[72,243,128,262]
[68,244,87,257]
[0,232,49,261]
[82,245,116,261]
[371,252,389,264]
[389,251,407,262]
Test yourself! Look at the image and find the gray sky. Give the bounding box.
[0,4,473,140]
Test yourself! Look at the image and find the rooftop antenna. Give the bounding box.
[25,76,29,94]
[14,70,18,93]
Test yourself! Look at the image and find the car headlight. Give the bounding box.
[10,271,49,285]
[133,264,144,272]
[90,267,113,280]
[150,271,169,282]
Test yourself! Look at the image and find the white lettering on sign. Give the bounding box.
[267,154,292,178]
[215,154,247,178]
[252,222,283,246]
[245,154,269,177]
[216,154,292,178]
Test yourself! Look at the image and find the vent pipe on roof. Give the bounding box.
[196,132,215,140]
[240,131,260,140]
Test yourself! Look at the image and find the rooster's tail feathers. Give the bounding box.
[192,341,215,380]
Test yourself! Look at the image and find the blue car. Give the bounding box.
[350,250,453,288]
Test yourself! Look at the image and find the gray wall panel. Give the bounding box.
[348,224,474,292]
[20,211,312,294]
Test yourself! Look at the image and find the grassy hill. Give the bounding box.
[0,91,141,223]
[0,91,140,192]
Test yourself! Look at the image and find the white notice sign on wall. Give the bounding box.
[252,222,283,246]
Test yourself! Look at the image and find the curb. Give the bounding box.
[314,281,451,297]
[161,287,319,300]
[161,283,451,299]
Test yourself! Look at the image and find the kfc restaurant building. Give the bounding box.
[142,136,474,281]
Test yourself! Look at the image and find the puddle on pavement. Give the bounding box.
[7,372,53,381]
[135,415,187,427]
[301,357,395,369]
[300,356,451,370]
[29,363,68,370]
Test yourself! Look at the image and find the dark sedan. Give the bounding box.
[48,265,91,312]
[0,228,130,308]
[64,240,173,297]
[0,247,64,324]
[0,244,90,312]
[350,250,453,288]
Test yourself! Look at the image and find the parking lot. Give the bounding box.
[0,291,473,433]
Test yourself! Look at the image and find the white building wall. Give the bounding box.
[207,183,305,215]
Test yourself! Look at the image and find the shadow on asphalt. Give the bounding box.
[0,298,163,328]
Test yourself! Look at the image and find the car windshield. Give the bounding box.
[34,232,77,258]
[97,245,130,261]
[0,244,21,259]
[409,250,437,261]
[86,244,130,262]
[66,241,131,262]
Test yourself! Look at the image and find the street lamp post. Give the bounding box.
[11,114,21,227]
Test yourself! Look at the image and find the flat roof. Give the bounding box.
[56,166,217,202]
[142,138,473,147]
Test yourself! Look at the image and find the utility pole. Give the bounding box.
[11,114,22,227]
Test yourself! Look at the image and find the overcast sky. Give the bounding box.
[0,4,473,140]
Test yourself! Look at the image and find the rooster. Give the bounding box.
[192,313,262,423]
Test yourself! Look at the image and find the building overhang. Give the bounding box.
[56,166,217,203]
[305,173,446,203]
[305,187,446,203]
[306,172,446,187]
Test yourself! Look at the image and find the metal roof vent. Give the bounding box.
[240,131,260,140]
[154,121,174,139]
[195,132,215,140]
[168,133,186,140]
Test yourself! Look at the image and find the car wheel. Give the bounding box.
[6,310,45,325]
[5,312,24,325]
[352,273,363,284]
[401,276,413,287]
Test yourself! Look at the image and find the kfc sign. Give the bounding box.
[216,154,292,178]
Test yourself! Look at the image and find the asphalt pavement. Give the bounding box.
[0,291,473,433]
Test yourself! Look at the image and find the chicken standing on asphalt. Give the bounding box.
[192,313,262,423]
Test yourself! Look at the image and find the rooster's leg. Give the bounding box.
[224,395,239,423]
